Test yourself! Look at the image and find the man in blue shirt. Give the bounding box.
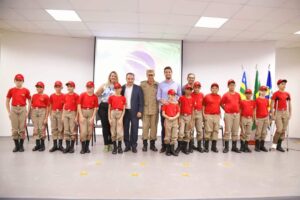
[157,66,182,153]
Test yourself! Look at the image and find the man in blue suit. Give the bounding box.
[121,73,144,153]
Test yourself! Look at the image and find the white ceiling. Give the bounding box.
[0,0,300,47]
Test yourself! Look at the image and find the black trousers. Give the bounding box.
[123,109,139,148]
[160,110,165,147]
[98,103,112,145]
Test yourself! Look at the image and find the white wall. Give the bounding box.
[0,31,94,136]
[276,47,300,138]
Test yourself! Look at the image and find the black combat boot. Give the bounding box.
[39,139,45,151]
[63,140,70,153]
[13,139,19,152]
[170,144,178,156]
[80,141,86,154]
[188,141,193,153]
[142,140,148,152]
[204,140,209,153]
[160,143,166,153]
[276,139,285,152]
[244,141,251,153]
[211,140,219,153]
[260,140,268,152]
[231,141,241,153]
[165,144,171,156]
[223,141,229,153]
[175,141,182,154]
[32,139,41,151]
[58,139,64,152]
[255,140,260,152]
[85,140,90,153]
[197,140,204,153]
[68,140,75,153]
[240,140,245,152]
[112,141,117,154]
[19,139,24,152]
[150,140,158,152]
[118,141,123,154]
[49,139,58,152]
[182,142,189,155]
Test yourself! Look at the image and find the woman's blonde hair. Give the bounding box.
[106,71,119,86]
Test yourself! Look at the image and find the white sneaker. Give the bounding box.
[271,143,277,149]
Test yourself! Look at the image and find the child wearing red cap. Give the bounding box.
[78,81,98,154]
[254,86,269,152]
[31,82,50,152]
[6,74,31,152]
[270,79,292,152]
[162,89,180,156]
[202,83,221,153]
[191,81,204,152]
[62,81,79,153]
[108,82,126,154]
[176,84,195,155]
[240,89,256,153]
[49,81,65,152]
[221,79,241,153]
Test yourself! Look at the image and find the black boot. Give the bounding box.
[58,139,64,152]
[211,140,218,153]
[182,142,189,155]
[160,143,166,153]
[19,139,24,152]
[150,140,158,152]
[231,141,241,153]
[244,141,252,153]
[118,141,123,154]
[165,144,171,156]
[13,139,19,152]
[255,140,260,152]
[142,140,148,152]
[260,140,268,152]
[240,140,245,152]
[80,141,86,154]
[170,144,178,156]
[204,140,209,153]
[276,139,285,152]
[85,140,90,153]
[63,140,70,153]
[188,141,193,153]
[112,141,117,154]
[49,139,58,152]
[175,141,182,154]
[223,141,229,153]
[32,139,41,151]
[197,140,204,153]
[39,139,45,151]
[68,140,75,153]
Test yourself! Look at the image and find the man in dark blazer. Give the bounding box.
[121,73,144,153]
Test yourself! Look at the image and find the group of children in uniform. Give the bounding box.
[6,74,291,156]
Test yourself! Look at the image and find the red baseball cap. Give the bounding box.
[14,74,24,81]
[277,79,287,85]
[168,89,176,95]
[35,81,45,88]
[211,83,219,88]
[86,81,95,88]
[193,81,201,87]
[259,86,268,91]
[54,81,62,87]
[184,84,193,90]
[114,82,122,89]
[227,79,235,85]
[66,81,75,88]
[245,89,252,94]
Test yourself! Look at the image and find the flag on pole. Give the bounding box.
[266,68,272,110]
[253,69,261,100]
[239,70,248,100]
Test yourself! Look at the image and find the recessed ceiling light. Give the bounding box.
[195,16,228,28]
[294,31,300,34]
[46,9,81,21]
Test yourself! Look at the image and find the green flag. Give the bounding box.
[252,69,261,130]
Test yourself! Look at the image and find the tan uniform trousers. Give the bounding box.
[63,110,77,141]
[224,113,240,141]
[255,117,269,140]
[110,109,124,142]
[142,113,159,141]
[273,110,290,143]
[240,116,253,141]
[178,115,192,142]
[204,114,220,141]
[31,108,47,140]
[10,106,27,140]
[80,109,94,141]
[50,110,63,140]
[164,118,178,145]
[192,110,203,141]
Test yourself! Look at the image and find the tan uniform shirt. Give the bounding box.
[140,80,159,115]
